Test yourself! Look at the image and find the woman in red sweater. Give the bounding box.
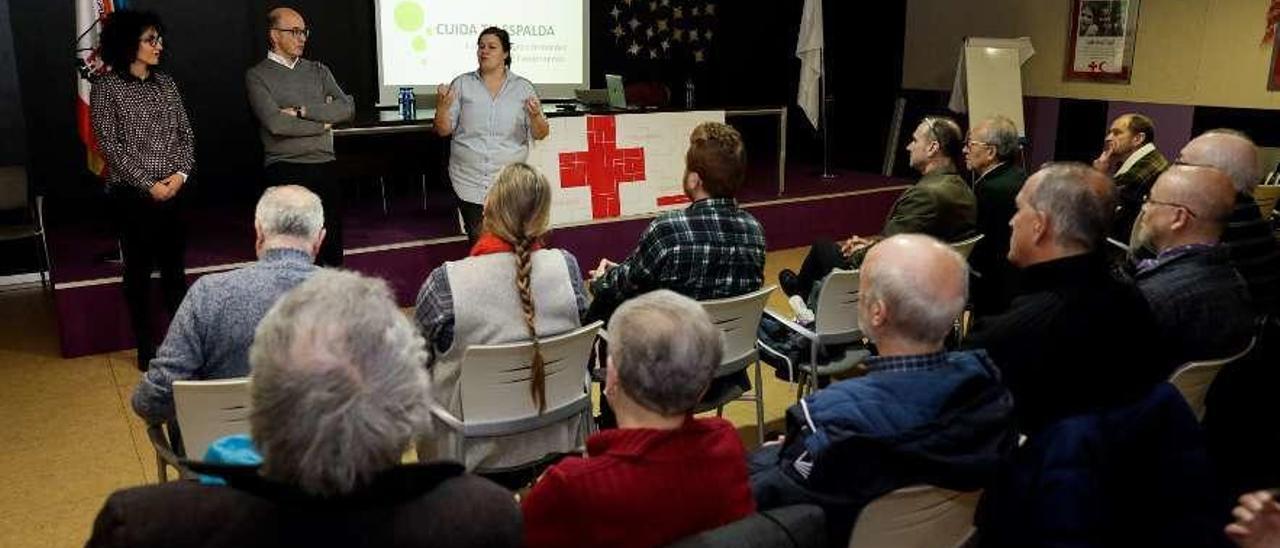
[521,290,756,547]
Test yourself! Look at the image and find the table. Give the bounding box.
[333,105,789,196]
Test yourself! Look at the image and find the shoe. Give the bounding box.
[788,295,815,325]
[779,269,802,297]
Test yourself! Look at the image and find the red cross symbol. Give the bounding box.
[558,116,647,219]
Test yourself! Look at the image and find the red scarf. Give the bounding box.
[469,233,542,257]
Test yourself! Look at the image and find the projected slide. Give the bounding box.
[377,0,585,88]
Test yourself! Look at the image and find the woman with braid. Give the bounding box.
[414,162,587,471]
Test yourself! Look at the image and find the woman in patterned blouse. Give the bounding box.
[91,9,196,371]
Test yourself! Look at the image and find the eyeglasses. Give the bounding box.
[965,140,995,150]
[139,35,163,47]
[1142,194,1198,218]
[272,27,311,39]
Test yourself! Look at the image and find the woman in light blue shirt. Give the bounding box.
[435,27,550,241]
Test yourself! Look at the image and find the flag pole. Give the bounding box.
[820,47,837,180]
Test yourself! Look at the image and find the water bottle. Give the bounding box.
[398,87,415,119]
[684,78,695,109]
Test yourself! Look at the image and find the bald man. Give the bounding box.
[1129,165,1254,363]
[750,234,1015,542]
[246,7,353,267]
[965,163,1169,433]
[132,186,324,432]
[1093,113,1170,239]
[1178,130,1280,314]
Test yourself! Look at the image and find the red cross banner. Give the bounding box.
[527,110,725,227]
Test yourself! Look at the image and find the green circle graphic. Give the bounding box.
[412,35,427,52]
[394,2,424,32]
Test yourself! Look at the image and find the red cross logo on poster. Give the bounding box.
[558,115,689,219]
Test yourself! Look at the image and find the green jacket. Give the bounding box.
[851,168,978,266]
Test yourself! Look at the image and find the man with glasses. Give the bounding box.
[246,7,353,266]
[778,116,976,306]
[963,115,1026,314]
[1129,164,1253,364]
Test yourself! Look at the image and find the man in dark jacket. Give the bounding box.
[779,116,977,302]
[750,234,1016,545]
[1178,129,1280,315]
[963,115,1027,315]
[1092,113,1170,239]
[88,271,521,548]
[1130,164,1255,365]
[965,163,1171,434]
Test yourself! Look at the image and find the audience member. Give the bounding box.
[1228,489,1280,548]
[779,116,976,302]
[415,162,587,470]
[964,115,1027,314]
[90,270,521,547]
[246,7,354,267]
[588,121,765,320]
[1178,129,1280,314]
[521,290,754,548]
[1129,164,1254,364]
[132,186,323,435]
[1091,113,1169,239]
[750,234,1015,544]
[964,162,1170,433]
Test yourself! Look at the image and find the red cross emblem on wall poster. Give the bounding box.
[558,116,648,219]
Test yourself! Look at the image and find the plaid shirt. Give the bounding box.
[592,197,766,305]
[862,351,949,374]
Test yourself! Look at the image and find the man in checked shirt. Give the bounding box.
[587,121,766,320]
[587,121,766,425]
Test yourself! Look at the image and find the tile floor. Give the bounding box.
[0,246,809,547]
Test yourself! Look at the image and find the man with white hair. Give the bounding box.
[1130,164,1254,364]
[964,115,1027,314]
[750,234,1015,543]
[132,185,324,428]
[965,163,1169,433]
[1178,129,1280,314]
[93,270,522,546]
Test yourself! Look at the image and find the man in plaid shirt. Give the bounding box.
[587,121,766,322]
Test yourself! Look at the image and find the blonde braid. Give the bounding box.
[513,236,547,413]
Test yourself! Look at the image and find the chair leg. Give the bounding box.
[379,176,389,215]
[33,236,47,290]
[753,360,765,446]
[155,453,168,482]
[715,406,724,418]
[420,174,428,211]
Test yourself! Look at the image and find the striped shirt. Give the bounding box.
[592,197,766,306]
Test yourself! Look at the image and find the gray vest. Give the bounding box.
[425,250,582,469]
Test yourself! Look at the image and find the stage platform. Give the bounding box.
[47,165,909,358]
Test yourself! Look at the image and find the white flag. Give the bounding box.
[796,0,824,129]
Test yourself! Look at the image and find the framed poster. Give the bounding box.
[1065,0,1141,83]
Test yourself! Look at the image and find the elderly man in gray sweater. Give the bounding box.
[246,7,353,266]
[132,186,324,434]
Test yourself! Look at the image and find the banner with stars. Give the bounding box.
[608,0,719,64]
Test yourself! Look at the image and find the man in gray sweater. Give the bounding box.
[132,186,323,438]
[246,7,353,266]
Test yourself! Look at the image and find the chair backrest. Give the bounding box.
[949,233,984,260]
[1254,185,1280,218]
[1168,337,1257,421]
[847,486,980,548]
[666,504,828,548]
[0,166,29,212]
[700,286,775,375]
[814,269,861,338]
[458,321,602,426]
[173,378,252,459]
